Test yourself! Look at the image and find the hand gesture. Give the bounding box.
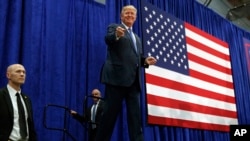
[145,56,157,65]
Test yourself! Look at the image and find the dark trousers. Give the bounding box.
[88,128,97,141]
[95,81,144,141]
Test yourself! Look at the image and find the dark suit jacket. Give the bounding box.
[72,100,104,128]
[0,87,37,141]
[101,23,148,88]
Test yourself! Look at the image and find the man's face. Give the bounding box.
[121,8,137,27]
[92,90,101,102]
[7,64,26,85]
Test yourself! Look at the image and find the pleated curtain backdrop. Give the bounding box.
[0,0,250,141]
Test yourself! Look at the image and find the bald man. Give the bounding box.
[70,89,104,141]
[0,64,37,141]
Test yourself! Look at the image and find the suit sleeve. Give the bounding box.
[72,113,87,123]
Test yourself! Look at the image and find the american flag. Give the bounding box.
[141,1,238,132]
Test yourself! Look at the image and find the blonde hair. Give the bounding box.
[121,5,137,14]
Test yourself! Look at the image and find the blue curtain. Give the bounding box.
[1,0,250,141]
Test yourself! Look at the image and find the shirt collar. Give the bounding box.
[122,22,132,31]
[7,84,21,96]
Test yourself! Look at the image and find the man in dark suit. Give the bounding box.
[95,5,157,141]
[0,64,37,141]
[70,89,104,141]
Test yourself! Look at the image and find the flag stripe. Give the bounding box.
[146,66,235,98]
[188,53,232,77]
[147,115,230,131]
[145,80,236,110]
[187,44,232,71]
[147,105,237,126]
[189,60,233,83]
[189,69,234,89]
[185,22,229,51]
[147,94,237,118]
[145,73,236,104]
[186,36,231,62]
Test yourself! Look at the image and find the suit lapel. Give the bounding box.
[21,93,32,120]
[3,88,14,118]
[120,24,138,54]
